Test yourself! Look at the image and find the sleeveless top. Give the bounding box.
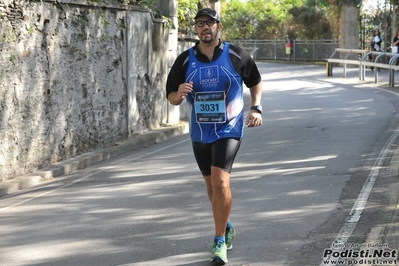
[185,42,244,143]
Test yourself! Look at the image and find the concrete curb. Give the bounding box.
[0,123,189,198]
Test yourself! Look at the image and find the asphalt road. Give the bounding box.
[1,63,399,266]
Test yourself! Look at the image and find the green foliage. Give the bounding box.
[220,0,252,39]
[100,9,110,27]
[3,30,18,43]
[26,24,35,35]
[288,5,333,39]
[177,0,206,35]
[218,0,343,40]
[162,16,175,30]
[101,33,109,41]
[221,0,306,39]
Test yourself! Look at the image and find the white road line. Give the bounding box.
[320,86,399,266]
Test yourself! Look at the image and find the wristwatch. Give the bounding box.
[250,105,262,114]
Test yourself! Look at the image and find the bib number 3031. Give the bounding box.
[194,91,226,123]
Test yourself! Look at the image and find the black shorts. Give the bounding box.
[192,138,242,176]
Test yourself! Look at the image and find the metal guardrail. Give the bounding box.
[229,39,339,61]
[360,52,399,86]
[326,48,399,87]
[326,48,367,79]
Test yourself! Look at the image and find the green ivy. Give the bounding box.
[26,24,35,34]
[101,33,109,41]
[3,30,18,43]
[100,9,110,27]
[162,16,175,30]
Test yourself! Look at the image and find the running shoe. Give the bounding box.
[225,226,235,250]
[210,241,228,264]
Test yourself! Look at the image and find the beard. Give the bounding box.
[201,37,213,44]
[199,31,216,43]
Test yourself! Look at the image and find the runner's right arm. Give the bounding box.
[167,82,193,105]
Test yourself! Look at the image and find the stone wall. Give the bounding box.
[0,0,169,181]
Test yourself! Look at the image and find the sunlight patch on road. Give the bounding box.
[232,166,326,178]
[0,239,129,265]
[286,189,319,196]
[256,204,338,219]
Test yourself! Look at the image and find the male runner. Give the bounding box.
[166,8,263,264]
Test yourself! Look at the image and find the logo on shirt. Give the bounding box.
[200,66,219,86]
[205,68,213,78]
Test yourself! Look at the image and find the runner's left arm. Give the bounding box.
[246,82,263,127]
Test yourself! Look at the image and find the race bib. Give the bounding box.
[194,91,226,123]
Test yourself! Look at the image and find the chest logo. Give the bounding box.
[200,66,219,86]
[205,68,213,78]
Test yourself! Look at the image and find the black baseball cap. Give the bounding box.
[194,8,220,22]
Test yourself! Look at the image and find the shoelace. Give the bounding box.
[213,241,224,252]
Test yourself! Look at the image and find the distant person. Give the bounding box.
[370,29,382,71]
[165,8,263,265]
[392,29,399,65]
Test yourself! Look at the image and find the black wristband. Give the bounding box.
[250,105,262,114]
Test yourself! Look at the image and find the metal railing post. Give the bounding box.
[313,40,316,61]
[389,55,399,87]
[360,54,369,81]
[254,40,257,60]
[326,61,333,76]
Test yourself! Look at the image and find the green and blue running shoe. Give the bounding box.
[210,241,228,265]
[225,226,235,250]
